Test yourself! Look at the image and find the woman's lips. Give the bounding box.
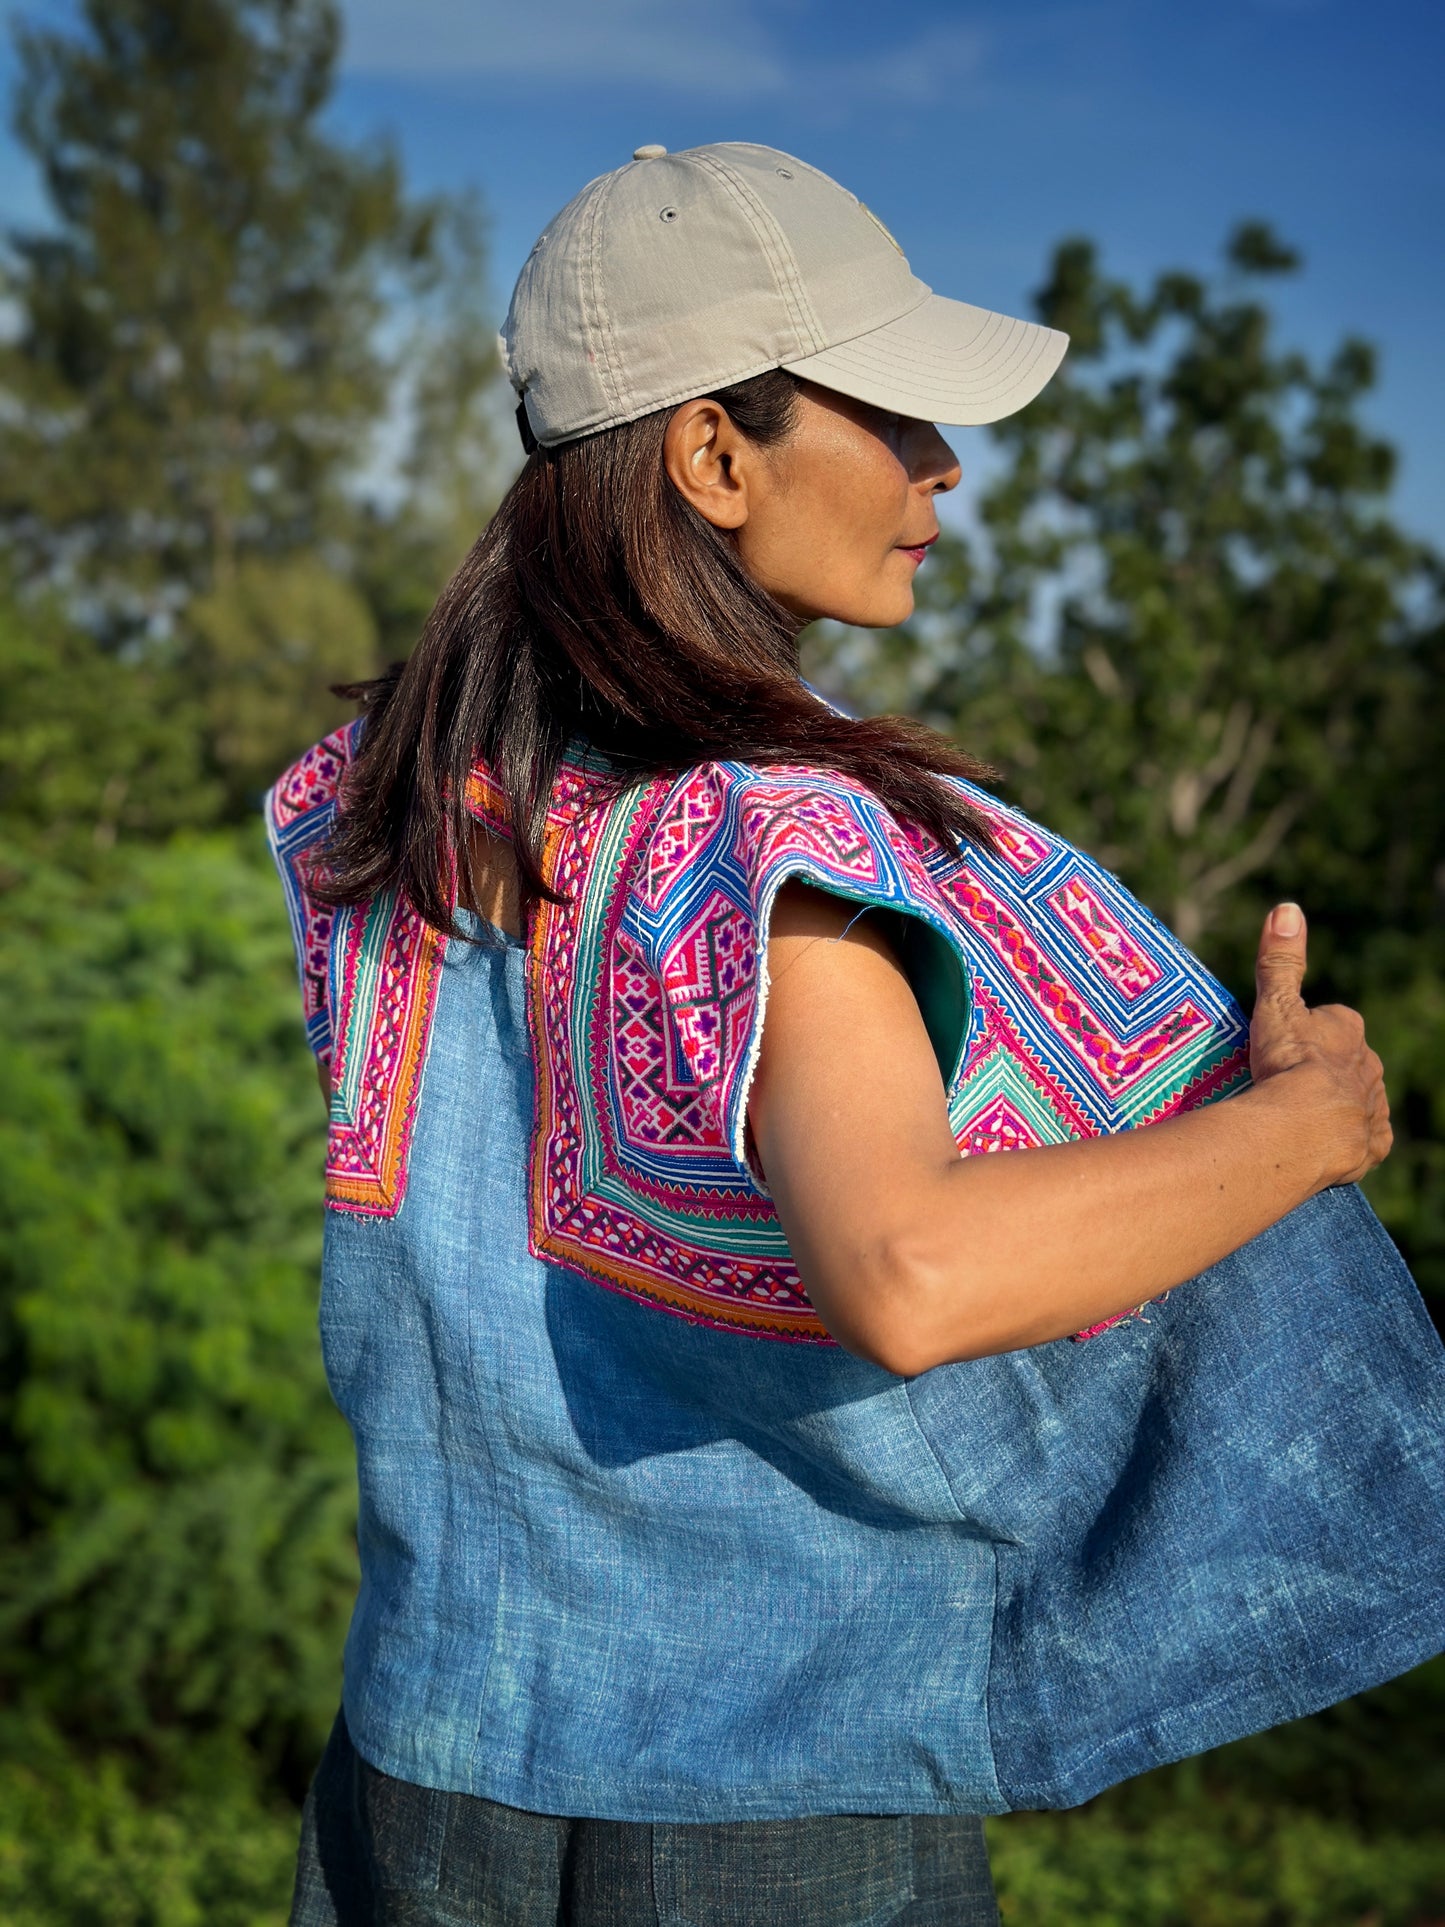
[897,534,938,566]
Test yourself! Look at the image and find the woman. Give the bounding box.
[270,143,1445,1926]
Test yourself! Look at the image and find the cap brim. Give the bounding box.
[780,292,1067,427]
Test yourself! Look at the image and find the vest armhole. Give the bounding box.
[869,906,970,1091]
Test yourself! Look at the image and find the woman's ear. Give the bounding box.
[662,398,751,531]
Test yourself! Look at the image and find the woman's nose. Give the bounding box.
[911,422,961,495]
[928,444,962,496]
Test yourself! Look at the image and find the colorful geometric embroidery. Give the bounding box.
[1049,874,1163,1000]
[268,728,353,829]
[323,892,444,1214]
[265,722,359,1064]
[265,721,442,1215]
[959,1095,1044,1156]
[510,760,1251,1344]
[981,812,1050,875]
[951,985,1093,1154]
[526,778,807,1339]
[268,737,1251,1342]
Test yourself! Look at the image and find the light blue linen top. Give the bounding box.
[319,912,1445,1821]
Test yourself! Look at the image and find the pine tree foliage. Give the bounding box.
[0,0,428,636]
[351,192,522,666]
[0,603,219,865]
[0,820,354,1771]
[0,0,513,802]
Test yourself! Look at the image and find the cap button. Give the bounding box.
[632,144,667,161]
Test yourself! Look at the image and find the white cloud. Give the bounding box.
[338,0,788,94]
[337,0,990,104]
[834,22,987,103]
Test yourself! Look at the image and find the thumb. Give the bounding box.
[1255,901,1308,1008]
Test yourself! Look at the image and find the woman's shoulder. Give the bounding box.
[628,754,1008,915]
[264,722,365,1067]
[266,719,363,832]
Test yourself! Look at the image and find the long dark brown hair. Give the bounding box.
[321,369,994,935]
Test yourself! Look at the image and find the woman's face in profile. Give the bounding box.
[664,379,962,631]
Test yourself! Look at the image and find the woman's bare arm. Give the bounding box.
[748,887,1391,1375]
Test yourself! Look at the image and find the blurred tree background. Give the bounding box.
[0,2,1438,1922]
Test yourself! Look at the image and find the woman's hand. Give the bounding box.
[1248,903,1391,1187]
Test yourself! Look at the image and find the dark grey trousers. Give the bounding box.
[290,1713,999,1927]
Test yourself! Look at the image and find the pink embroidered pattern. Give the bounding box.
[267,721,442,1213]
[959,1096,1044,1157]
[951,981,1096,1154]
[932,867,1212,1100]
[612,928,729,1152]
[519,762,1250,1342]
[293,874,336,1062]
[324,893,445,1214]
[527,763,1248,1341]
[642,768,730,908]
[1049,874,1163,999]
[528,779,809,1339]
[265,724,359,1065]
[268,727,352,829]
[981,811,1051,875]
[658,891,763,1092]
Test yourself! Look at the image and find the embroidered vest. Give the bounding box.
[266,726,1445,1817]
[266,725,1249,1343]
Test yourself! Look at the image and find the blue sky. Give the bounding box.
[3,0,1442,542]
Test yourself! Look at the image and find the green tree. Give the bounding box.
[0,0,511,802]
[0,813,354,1763]
[351,193,522,666]
[0,10,503,1918]
[0,652,354,1915]
[0,0,423,626]
[0,600,219,871]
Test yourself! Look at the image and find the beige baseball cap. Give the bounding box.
[500,141,1068,449]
